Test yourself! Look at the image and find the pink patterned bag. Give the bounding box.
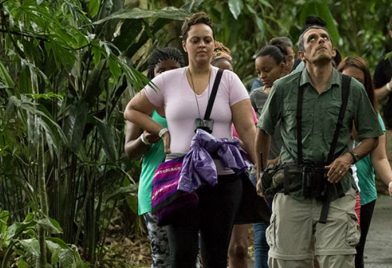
[151,157,199,226]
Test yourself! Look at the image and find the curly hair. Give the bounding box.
[211,41,232,64]
[147,47,185,79]
[180,12,213,41]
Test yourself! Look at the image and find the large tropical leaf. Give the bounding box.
[63,101,89,152]
[94,6,190,24]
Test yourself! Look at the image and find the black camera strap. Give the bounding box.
[204,69,224,120]
[295,74,351,223]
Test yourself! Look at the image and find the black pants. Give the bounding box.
[167,174,242,268]
[355,200,376,268]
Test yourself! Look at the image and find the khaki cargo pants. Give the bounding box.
[267,188,360,268]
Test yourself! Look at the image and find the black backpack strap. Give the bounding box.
[204,69,224,120]
[319,74,351,224]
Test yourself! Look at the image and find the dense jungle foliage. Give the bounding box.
[0,0,390,266]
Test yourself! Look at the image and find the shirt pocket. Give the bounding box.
[325,101,353,132]
[282,102,313,133]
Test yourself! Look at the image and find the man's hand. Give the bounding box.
[325,153,353,183]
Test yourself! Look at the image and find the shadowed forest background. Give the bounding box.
[0,0,390,267]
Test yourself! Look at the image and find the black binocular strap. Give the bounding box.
[204,69,224,120]
[295,74,351,223]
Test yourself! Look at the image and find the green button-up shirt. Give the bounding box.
[258,68,382,197]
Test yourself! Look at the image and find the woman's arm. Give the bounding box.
[231,99,256,164]
[374,78,392,104]
[255,128,271,196]
[124,121,160,160]
[124,91,171,153]
[370,134,392,196]
[124,122,144,159]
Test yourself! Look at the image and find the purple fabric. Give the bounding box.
[178,129,248,192]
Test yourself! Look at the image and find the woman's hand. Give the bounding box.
[142,131,160,144]
[161,131,171,154]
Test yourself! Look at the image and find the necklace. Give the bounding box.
[187,67,211,118]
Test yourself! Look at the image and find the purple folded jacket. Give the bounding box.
[178,129,248,192]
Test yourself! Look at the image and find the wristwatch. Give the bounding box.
[348,151,360,164]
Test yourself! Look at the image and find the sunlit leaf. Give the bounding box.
[94,7,190,24]
[109,55,122,82]
[88,0,100,18]
[228,0,244,20]
[19,238,40,257]
[16,258,29,268]
[0,61,15,88]
[37,217,63,234]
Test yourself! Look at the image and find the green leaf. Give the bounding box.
[16,258,29,268]
[19,238,40,257]
[108,55,122,82]
[0,210,10,247]
[94,7,190,24]
[91,39,103,66]
[95,117,117,161]
[228,0,244,20]
[258,0,273,8]
[64,101,89,152]
[299,1,340,45]
[0,61,15,89]
[254,16,265,38]
[46,237,68,248]
[37,217,63,234]
[8,215,36,240]
[112,19,143,52]
[88,0,100,18]
[58,249,75,267]
[106,185,137,201]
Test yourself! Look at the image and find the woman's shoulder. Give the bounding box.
[157,67,186,79]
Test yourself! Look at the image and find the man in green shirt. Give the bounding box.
[255,26,382,267]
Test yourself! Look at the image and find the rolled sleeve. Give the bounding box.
[353,81,383,140]
[257,85,281,136]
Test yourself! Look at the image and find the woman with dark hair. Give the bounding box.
[338,56,392,268]
[250,44,289,268]
[124,12,256,268]
[124,47,184,268]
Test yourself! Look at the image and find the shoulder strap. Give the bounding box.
[204,69,224,120]
[326,74,351,164]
